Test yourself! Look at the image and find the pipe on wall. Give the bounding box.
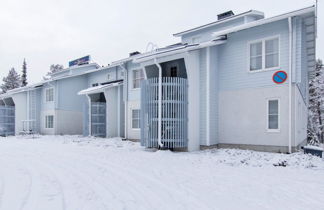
[154,58,164,148]
[119,64,128,139]
[288,17,292,153]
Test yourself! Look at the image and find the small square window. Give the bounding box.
[45,115,54,129]
[132,109,140,129]
[133,69,144,89]
[45,88,54,102]
[268,99,279,130]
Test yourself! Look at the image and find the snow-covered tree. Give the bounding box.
[0,68,21,93]
[308,59,324,144]
[21,58,27,87]
[43,64,64,80]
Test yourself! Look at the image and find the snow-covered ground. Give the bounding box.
[0,135,323,210]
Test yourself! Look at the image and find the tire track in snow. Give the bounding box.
[68,151,212,210]
[31,154,109,210]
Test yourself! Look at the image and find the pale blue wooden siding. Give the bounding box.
[218,19,290,91]
[294,17,302,84]
[209,46,219,145]
[87,66,124,87]
[57,76,88,111]
[199,48,207,145]
[182,17,245,44]
[297,18,308,102]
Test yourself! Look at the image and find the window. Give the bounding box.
[268,99,279,130]
[265,38,279,68]
[132,109,140,129]
[45,88,54,102]
[133,69,144,89]
[92,83,99,87]
[249,36,279,71]
[45,115,54,129]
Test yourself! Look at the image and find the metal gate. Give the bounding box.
[0,106,15,136]
[91,102,106,137]
[141,77,188,148]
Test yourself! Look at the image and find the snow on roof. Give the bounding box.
[212,6,315,38]
[78,81,123,95]
[173,10,264,37]
[49,63,100,76]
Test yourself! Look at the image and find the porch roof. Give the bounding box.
[78,81,123,95]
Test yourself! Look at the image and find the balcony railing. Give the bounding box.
[141,77,188,148]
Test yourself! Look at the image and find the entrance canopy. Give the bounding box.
[78,81,123,95]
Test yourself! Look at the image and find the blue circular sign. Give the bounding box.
[273,71,287,84]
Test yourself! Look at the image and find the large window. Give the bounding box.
[268,99,279,131]
[249,36,279,71]
[45,115,54,129]
[45,88,54,102]
[132,109,140,129]
[133,69,144,89]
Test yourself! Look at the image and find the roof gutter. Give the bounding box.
[212,6,315,38]
[134,39,226,63]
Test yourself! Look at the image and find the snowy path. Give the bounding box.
[0,136,324,210]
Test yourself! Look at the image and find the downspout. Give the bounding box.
[86,94,91,136]
[154,58,164,147]
[288,17,292,153]
[119,64,127,139]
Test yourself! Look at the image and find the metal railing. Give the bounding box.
[91,102,106,137]
[141,77,188,148]
[0,105,15,136]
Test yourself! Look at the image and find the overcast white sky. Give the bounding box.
[0,0,322,83]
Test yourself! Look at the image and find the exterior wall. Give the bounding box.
[219,85,289,151]
[55,110,83,135]
[209,46,219,145]
[11,92,27,134]
[105,86,118,138]
[87,66,124,87]
[293,85,307,147]
[182,17,246,44]
[199,48,207,145]
[57,76,88,112]
[218,19,289,91]
[184,50,201,151]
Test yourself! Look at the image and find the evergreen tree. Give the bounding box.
[21,58,27,87]
[308,59,324,144]
[0,68,21,93]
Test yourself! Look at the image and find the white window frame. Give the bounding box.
[266,98,280,132]
[131,109,141,129]
[45,115,54,129]
[248,35,280,73]
[132,69,144,90]
[45,88,54,102]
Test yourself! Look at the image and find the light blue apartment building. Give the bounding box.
[0,6,316,153]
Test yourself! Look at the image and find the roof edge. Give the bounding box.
[173,10,264,37]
